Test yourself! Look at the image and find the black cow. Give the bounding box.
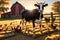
[22,9,43,28]
[22,3,48,28]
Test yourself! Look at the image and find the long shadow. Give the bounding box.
[1,30,60,40]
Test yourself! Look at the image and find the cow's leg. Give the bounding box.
[32,20,35,28]
[25,21,28,33]
[32,20,36,37]
[39,10,43,33]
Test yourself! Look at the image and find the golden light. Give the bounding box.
[43,6,52,14]
[25,6,36,10]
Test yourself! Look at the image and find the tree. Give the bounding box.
[52,1,60,13]
[0,0,9,13]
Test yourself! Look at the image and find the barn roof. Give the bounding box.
[11,1,25,9]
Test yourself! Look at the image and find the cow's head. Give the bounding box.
[34,3,48,10]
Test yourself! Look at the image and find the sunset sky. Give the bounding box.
[9,0,60,13]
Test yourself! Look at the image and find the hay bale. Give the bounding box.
[45,34,60,40]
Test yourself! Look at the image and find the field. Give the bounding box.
[0,19,60,40]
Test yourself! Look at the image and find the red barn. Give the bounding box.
[1,12,11,18]
[1,1,25,18]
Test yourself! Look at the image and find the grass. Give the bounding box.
[0,18,21,21]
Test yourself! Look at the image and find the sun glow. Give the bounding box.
[43,6,52,14]
[25,6,36,10]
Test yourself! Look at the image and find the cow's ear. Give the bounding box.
[43,4,48,7]
[34,4,39,7]
[45,4,48,6]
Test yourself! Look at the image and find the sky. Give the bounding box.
[9,0,60,13]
